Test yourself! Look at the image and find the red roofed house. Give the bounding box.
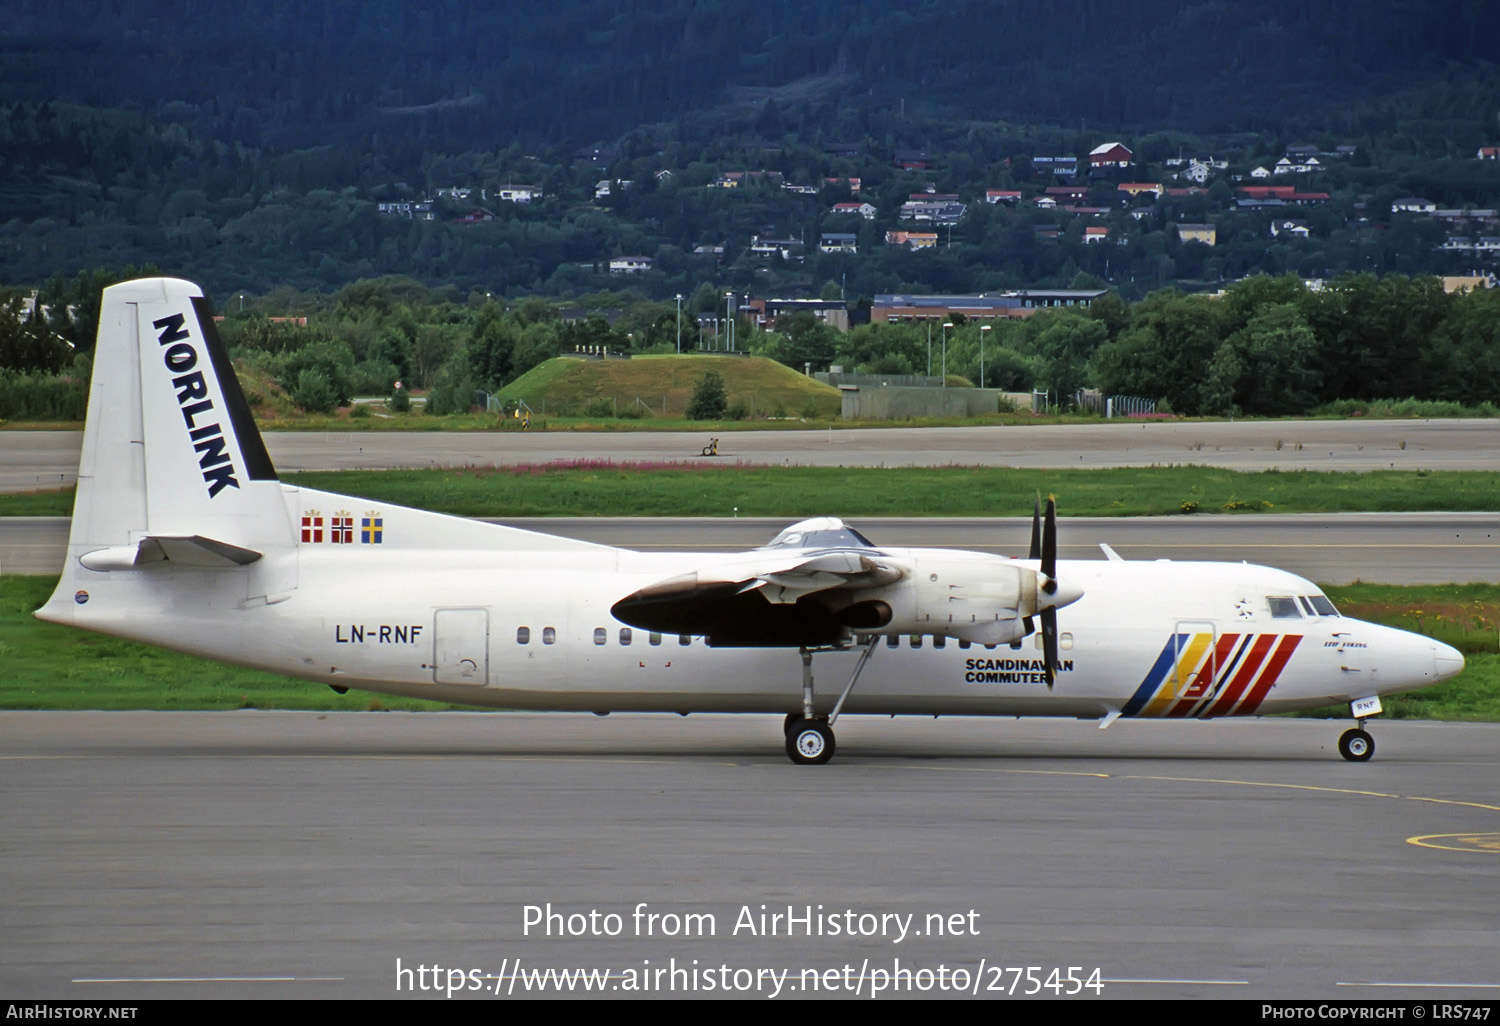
[1239,186,1299,200]
[1083,226,1110,244]
[1478,147,1499,160]
[453,207,496,225]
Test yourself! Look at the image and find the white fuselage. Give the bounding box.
[53,506,1458,722]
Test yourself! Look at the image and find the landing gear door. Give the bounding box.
[433,608,489,686]
[1170,620,1218,700]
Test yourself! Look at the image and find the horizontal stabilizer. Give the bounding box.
[79,535,263,571]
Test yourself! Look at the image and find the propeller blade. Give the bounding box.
[1042,496,1057,595]
[1041,607,1059,688]
[1022,615,1034,636]
[1028,495,1042,561]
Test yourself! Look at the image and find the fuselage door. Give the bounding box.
[1170,620,1218,700]
[433,607,490,686]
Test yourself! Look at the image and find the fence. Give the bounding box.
[1070,390,1158,417]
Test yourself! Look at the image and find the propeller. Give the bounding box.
[1023,495,1041,636]
[1028,495,1063,688]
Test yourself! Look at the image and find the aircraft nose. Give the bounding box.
[1433,640,1465,681]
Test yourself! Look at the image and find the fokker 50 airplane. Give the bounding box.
[38,278,1465,764]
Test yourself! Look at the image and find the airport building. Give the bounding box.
[870,290,1108,324]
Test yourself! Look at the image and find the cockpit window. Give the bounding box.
[1267,596,1302,618]
[1308,595,1340,617]
[1298,596,1317,616]
[764,520,877,551]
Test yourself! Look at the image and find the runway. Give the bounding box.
[5,418,1500,491]
[4,513,1495,583]
[3,712,1497,1000]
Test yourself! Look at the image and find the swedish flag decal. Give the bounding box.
[361,512,384,544]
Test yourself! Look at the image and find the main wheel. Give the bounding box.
[783,712,801,736]
[785,719,835,766]
[1338,728,1374,762]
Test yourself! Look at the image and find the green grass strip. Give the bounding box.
[4,576,1497,719]
[6,465,1499,518]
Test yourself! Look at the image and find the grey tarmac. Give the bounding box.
[2,712,1497,1000]
[5,418,1500,491]
[3,512,1496,583]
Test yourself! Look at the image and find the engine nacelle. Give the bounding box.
[849,553,1037,645]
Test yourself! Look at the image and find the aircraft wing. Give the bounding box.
[611,547,907,647]
[613,516,1083,649]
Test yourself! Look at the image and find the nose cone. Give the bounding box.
[1041,577,1085,611]
[1433,640,1465,682]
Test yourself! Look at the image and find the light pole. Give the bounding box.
[926,321,932,378]
[725,293,735,352]
[675,294,683,354]
[941,322,953,388]
[979,324,991,389]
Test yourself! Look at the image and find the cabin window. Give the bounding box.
[516,627,530,645]
[679,634,691,646]
[619,628,633,645]
[958,639,971,649]
[1061,632,1074,650]
[1267,596,1302,619]
[932,636,946,649]
[594,628,607,646]
[886,635,900,649]
[909,635,923,649]
[543,627,557,644]
[649,632,662,646]
[1309,595,1340,617]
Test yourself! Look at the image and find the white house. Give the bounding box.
[497,184,544,203]
[609,256,653,274]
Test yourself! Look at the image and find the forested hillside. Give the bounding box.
[6,1,1498,144]
[0,2,1497,304]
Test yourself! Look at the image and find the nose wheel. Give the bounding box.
[1338,727,1374,762]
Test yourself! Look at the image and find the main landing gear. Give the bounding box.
[783,638,880,766]
[1338,724,1375,762]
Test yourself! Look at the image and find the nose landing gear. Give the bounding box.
[1338,725,1375,762]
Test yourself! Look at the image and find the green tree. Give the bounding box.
[773,312,838,371]
[687,370,728,420]
[278,338,355,405]
[1094,290,1228,414]
[1222,303,1322,414]
[289,368,338,413]
[425,354,477,416]
[1029,313,1108,399]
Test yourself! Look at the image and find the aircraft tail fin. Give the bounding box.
[39,278,297,620]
